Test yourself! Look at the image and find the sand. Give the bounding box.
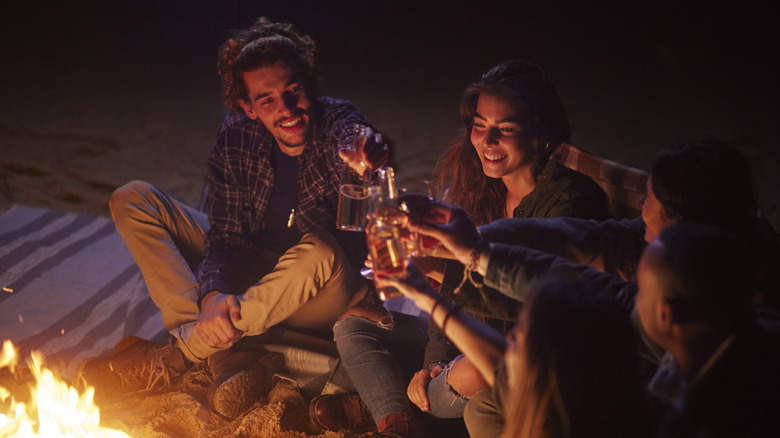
[0,360,371,437]
[97,373,366,438]
[1,2,777,227]
[1,2,777,437]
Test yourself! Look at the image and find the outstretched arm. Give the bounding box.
[377,264,507,386]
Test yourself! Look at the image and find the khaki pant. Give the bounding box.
[110,181,365,362]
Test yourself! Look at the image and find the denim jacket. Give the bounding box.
[424,216,648,366]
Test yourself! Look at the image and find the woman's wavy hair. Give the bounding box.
[431,60,570,225]
[501,273,646,438]
[217,17,320,113]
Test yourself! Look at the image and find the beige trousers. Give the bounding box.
[110,181,365,361]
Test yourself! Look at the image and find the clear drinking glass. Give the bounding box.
[397,191,434,257]
[365,167,408,300]
[397,191,449,257]
[336,124,371,231]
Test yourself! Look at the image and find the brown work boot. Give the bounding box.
[309,392,377,433]
[376,412,426,438]
[76,336,191,401]
[206,347,284,419]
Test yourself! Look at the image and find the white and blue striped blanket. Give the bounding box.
[0,204,423,388]
[0,205,166,379]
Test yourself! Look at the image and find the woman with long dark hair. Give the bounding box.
[316,62,611,436]
[381,268,654,438]
[410,61,610,422]
[432,60,609,225]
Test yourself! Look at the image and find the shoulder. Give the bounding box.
[535,160,610,217]
[544,160,603,192]
[547,161,609,200]
[217,111,256,131]
[317,97,360,116]
[210,111,270,157]
[213,111,263,143]
[311,96,372,148]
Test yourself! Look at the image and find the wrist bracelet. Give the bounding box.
[454,234,488,294]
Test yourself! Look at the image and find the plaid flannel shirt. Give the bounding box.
[196,97,374,299]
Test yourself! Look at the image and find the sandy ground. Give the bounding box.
[0,1,778,436]
[96,371,369,438]
[1,1,778,227]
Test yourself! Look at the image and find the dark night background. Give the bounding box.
[1,0,778,230]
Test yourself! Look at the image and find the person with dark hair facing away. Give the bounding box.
[401,140,778,435]
[636,223,780,437]
[431,140,776,315]
[77,17,388,419]
[379,266,657,438]
[310,60,609,436]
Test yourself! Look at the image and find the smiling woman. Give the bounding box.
[415,61,612,422]
[431,60,610,225]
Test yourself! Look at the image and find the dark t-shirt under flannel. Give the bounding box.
[196,97,373,298]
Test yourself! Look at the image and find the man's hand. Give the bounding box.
[409,202,483,266]
[196,291,242,347]
[407,364,443,412]
[338,126,389,174]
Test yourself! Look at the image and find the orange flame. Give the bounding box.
[0,340,130,437]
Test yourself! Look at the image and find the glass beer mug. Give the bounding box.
[336,124,372,231]
[365,167,408,300]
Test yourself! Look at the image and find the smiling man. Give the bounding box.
[78,18,388,419]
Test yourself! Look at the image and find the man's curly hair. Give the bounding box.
[217,17,320,113]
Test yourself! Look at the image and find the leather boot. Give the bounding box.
[309,392,377,433]
[377,412,426,438]
[206,347,284,419]
[76,336,191,402]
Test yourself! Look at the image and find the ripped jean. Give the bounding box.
[427,354,471,418]
[334,311,428,424]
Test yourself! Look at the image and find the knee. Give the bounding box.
[447,356,489,397]
[333,313,376,342]
[293,231,341,267]
[337,305,391,324]
[109,180,154,222]
[333,312,393,354]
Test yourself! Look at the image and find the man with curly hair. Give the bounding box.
[78,18,388,419]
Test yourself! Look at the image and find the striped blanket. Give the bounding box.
[0,204,422,388]
[0,205,166,379]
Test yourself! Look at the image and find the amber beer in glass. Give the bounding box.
[366,217,408,300]
[365,167,407,300]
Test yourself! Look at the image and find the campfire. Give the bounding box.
[0,340,130,437]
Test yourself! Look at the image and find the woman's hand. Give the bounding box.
[409,202,483,266]
[407,364,444,412]
[375,263,439,314]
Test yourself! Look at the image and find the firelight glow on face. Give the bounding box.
[239,59,313,155]
[470,93,533,180]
